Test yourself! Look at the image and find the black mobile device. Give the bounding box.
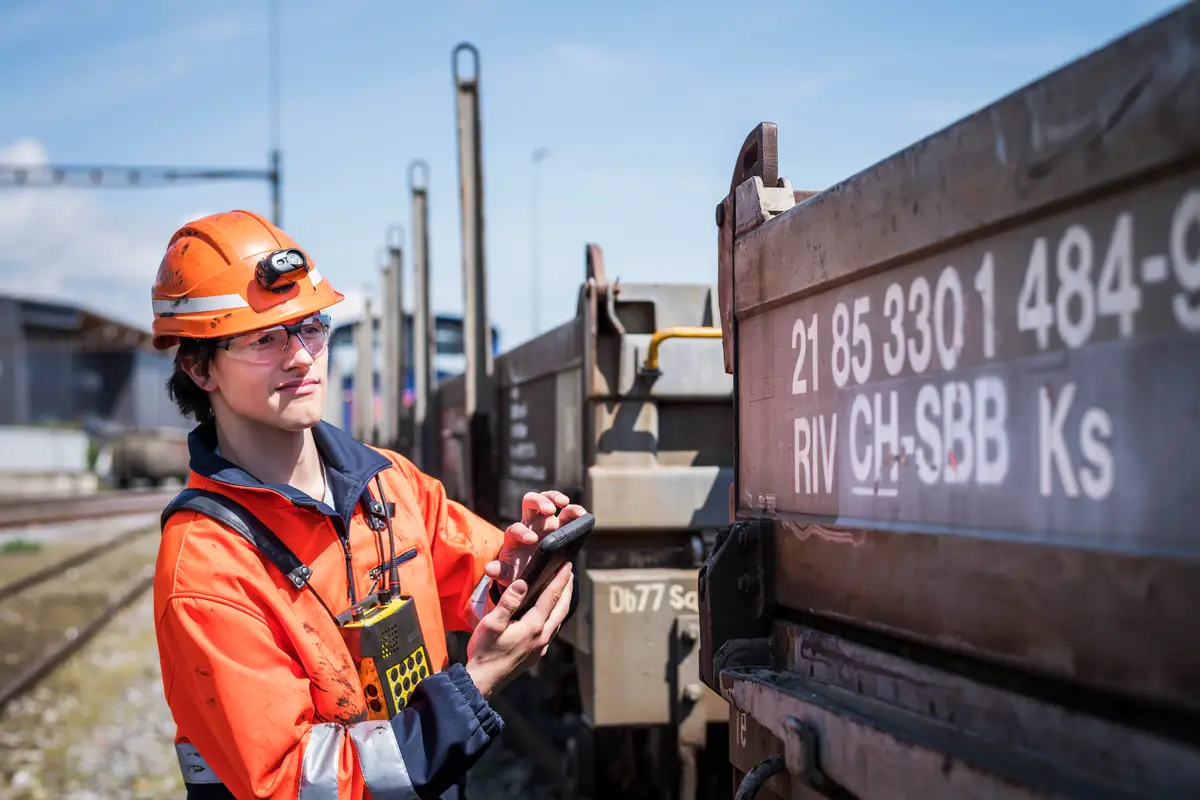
[511,513,595,620]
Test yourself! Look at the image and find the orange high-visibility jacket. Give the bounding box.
[154,420,507,800]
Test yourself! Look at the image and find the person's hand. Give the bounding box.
[464,563,574,697]
[484,491,587,584]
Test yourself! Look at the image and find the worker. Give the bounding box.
[150,209,583,800]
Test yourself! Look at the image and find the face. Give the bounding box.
[187,312,332,432]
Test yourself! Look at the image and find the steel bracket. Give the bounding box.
[713,636,774,679]
[698,518,775,691]
[670,614,707,745]
[733,176,797,237]
[670,614,706,800]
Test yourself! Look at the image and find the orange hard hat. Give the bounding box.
[150,209,344,350]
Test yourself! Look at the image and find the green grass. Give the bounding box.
[0,539,42,555]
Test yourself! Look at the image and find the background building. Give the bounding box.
[0,294,188,432]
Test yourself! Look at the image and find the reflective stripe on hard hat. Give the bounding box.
[150,266,323,316]
[151,293,250,316]
[175,743,222,784]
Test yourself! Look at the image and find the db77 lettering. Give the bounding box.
[607,583,699,615]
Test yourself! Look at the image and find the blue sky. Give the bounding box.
[0,0,1183,347]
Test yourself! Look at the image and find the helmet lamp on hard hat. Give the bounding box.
[256,248,310,292]
[150,210,344,351]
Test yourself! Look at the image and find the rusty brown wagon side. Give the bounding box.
[700,2,1200,797]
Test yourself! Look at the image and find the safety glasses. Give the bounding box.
[215,313,332,364]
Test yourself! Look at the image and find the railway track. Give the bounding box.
[0,493,168,715]
[0,488,174,530]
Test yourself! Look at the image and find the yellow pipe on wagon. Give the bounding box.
[641,326,723,373]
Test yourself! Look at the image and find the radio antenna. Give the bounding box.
[375,475,401,599]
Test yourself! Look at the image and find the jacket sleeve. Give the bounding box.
[158,593,503,800]
[391,455,507,632]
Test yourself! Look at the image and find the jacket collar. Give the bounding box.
[188,419,392,529]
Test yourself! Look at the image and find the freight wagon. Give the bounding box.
[433,244,735,800]
[700,3,1200,797]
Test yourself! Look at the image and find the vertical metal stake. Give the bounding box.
[453,41,495,518]
[270,149,282,228]
[409,159,434,472]
[355,296,376,444]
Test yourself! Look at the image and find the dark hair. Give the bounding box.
[166,338,219,423]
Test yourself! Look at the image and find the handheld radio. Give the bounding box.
[336,591,430,720]
[335,477,431,720]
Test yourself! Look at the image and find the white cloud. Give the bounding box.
[0,139,165,331]
[0,138,48,167]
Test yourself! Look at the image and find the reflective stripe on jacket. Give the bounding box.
[154,420,507,799]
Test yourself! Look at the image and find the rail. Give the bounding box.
[0,573,153,714]
[0,489,173,530]
[0,525,151,602]
[641,326,723,374]
[0,490,169,711]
